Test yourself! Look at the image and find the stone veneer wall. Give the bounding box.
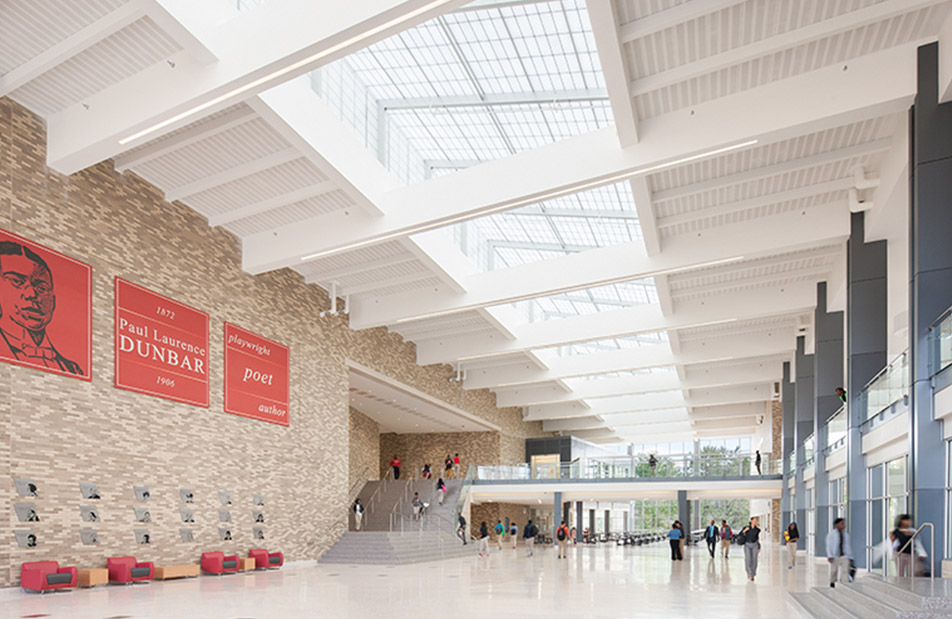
[349,408,380,491]
[0,98,544,587]
[470,503,532,537]
[770,401,783,541]
[379,431,500,480]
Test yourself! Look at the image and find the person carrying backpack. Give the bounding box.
[556,520,570,559]
[494,520,505,551]
[719,520,732,558]
[510,522,519,549]
[524,519,537,557]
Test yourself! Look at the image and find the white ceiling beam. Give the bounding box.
[672,267,834,299]
[495,361,780,407]
[418,279,816,365]
[165,147,300,201]
[654,273,673,315]
[586,0,638,146]
[340,272,437,297]
[668,247,841,287]
[378,89,608,109]
[617,0,746,43]
[114,105,257,172]
[652,138,893,204]
[526,383,773,421]
[45,0,468,174]
[689,402,767,422]
[144,0,217,65]
[0,1,148,97]
[629,0,945,97]
[462,327,795,390]
[209,180,339,227]
[629,177,660,256]
[303,253,418,283]
[357,202,848,331]
[240,41,917,273]
[656,180,856,229]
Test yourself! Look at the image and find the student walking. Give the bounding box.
[719,520,733,557]
[390,455,402,480]
[755,450,762,475]
[421,463,432,479]
[494,520,505,551]
[741,516,762,581]
[524,519,538,557]
[411,492,423,520]
[510,522,519,549]
[454,453,461,475]
[648,454,658,477]
[556,520,570,559]
[478,522,490,557]
[785,522,800,569]
[668,521,684,561]
[826,517,853,587]
[890,514,916,577]
[436,477,446,505]
[353,498,364,532]
[704,520,719,557]
[457,514,468,545]
[445,455,454,479]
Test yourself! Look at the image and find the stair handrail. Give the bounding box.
[305,511,349,553]
[307,468,382,553]
[367,467,393,514]
[894,522,934,581]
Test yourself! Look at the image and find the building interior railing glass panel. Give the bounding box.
[858,351,909,422]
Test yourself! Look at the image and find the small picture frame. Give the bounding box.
[80,529,99,545]
[219,491,232,506]
[180,489,194,504]
[134,486,151,502]
[252,509,264,524]
[80,482,101,500]
[80,506,100,522]
[180,508,195,523]
[253,527,265,541]
[219,509,231,523]
[253,493,264,506]
[219,528,233,542]
[180,528,194,543]
[14,478,38,497]
[134,507,151,523]
[14,504,39,522]
[134,529,151,545]
[14,530,38,548]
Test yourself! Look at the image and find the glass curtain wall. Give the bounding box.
[867,456,908,574]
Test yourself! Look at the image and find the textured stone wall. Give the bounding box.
[0,98,544,587]
[349,408,380,491]
[379,431,500,480]
[470,502,532,539]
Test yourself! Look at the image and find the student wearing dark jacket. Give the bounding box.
[523,519,538,557]
[785,522,800,569]
[741,516,762,581]
[478,521,490,557]
[704,520,719,557]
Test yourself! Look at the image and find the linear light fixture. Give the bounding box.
[391,259,746,325]
[118,0,456,146]
[299,139,759,263]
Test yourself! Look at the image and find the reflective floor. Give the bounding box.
[0,541,838,618]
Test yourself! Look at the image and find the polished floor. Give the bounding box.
[1,541,836,618]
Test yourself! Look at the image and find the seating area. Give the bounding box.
[19,549,282,592]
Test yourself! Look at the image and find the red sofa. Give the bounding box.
[201,551,240,575]
[21,561,77,592]
[248,548,284,569]
[107,556,154,584]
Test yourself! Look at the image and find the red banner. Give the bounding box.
[0,228,91,380]
[115,278,209,407]
[224,322,289,426]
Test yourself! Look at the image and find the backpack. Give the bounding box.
[557,527,567,541]
[734,530,747,545]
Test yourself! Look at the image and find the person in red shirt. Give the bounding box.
[389,456,401,480]
[556,521,570,559]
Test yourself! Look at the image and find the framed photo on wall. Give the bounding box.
[0,228,91,380]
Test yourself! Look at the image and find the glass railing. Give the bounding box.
[930,305,952,375]
[858,350,909,422]
[473,453,780,482]
[802,433,815,468]
[787,450,796,475]
[824,406,847,454]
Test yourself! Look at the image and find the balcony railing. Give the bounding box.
[802,433,815,468]
[474,453,779,482]
[858,350,909,422]
[786,450,796,475]
[930,305,952,376]
[823,405,847,454]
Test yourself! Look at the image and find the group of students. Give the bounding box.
[470,518,541,557]
[670,517,763,581]
[411,453,462,481]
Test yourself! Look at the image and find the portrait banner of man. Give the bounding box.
[0,228,91,380]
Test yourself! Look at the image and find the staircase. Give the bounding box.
[789,576,952,618]
[320,478,477,565]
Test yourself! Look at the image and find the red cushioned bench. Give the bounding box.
[21,561,77,592]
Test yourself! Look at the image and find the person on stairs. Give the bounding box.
[390,455,401,480]
[411,492,423,520]
[445,455,454,479]
[705,520,719,558]
[478,522,490,557]
[457,514,468,545]
[353,498,364,532]
[436,477,446,505]
[825,517,853,588]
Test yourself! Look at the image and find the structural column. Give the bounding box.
[576,501,583,542]
[677,490,690,540]
[781,361,795,532]
[813,282,844,557]
[847,210,887,569]
[910,42,952,568]
[794,336,814,551]
[553,492,562,545]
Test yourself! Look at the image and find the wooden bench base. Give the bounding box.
[154,564,200,580]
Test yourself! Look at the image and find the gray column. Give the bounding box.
[847,211,886,569]
[814,282,843,557]
[794,336,814,551]
[781,361,795,531]
[589,509,595,536]
[576,501,583,542]
[553,492,562,545]
[910,42,952,569]
[604,509,611,534]
[677,490,690,541]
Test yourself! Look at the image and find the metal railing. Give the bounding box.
[889,522,934,581]
[306,466,385,553]
[787,450,796,475]
[823,406,847,454]
[472,453,779,481]
[858,350,909,422]
[930,305,952,375]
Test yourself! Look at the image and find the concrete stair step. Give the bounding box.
[812,587,867,618]
[789,592,847,619]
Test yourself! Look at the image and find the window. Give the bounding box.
[867,456,908,575]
